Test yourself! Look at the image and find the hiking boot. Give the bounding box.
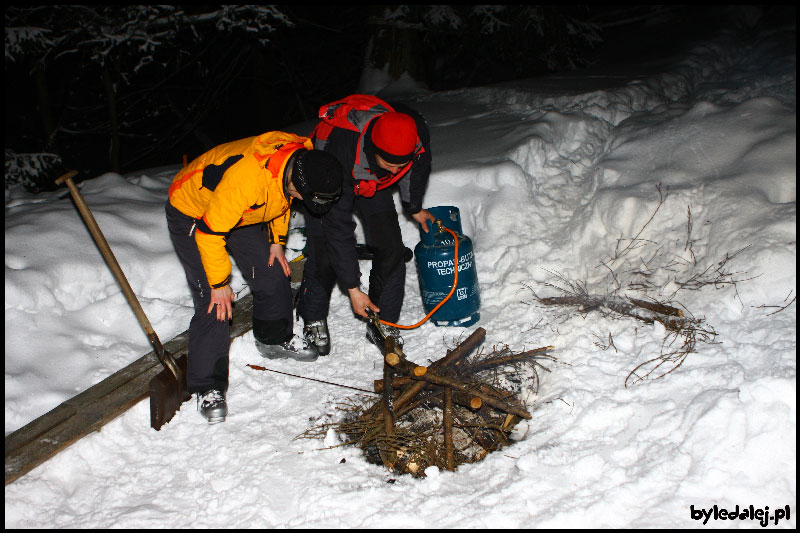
[366,321,404,352]
[304,319,330,356]
[197,389,228,424]
[256,334,319,362]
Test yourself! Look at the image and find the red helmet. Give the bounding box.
[371,112,418,164]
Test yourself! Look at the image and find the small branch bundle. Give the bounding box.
[533,287,716,386]
[298,328,555,477]
[525,185,757,387]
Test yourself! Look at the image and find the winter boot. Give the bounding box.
[256,334,319,362]
[197,389,228,424]
[304,319,331,356]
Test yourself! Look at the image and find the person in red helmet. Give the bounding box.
[298,95,436,356]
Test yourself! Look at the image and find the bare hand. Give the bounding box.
[208,285,235,321]
[412,209,437,233]
[268,243,291,277]
[348,287,379,318]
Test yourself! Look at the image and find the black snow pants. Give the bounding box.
[299,187,406,324]
[166,202,293,394]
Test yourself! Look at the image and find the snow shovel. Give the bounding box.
[55,171,189,430]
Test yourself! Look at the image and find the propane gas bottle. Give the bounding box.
[414,206,480,327]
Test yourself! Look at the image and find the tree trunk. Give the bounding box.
[363,5,427,87]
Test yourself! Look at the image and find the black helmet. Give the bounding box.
[292,150,343,216]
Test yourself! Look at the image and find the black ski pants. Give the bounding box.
[299,187,406,324]
[166,202,293,394]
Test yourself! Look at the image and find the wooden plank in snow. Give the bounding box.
[5,293,256,485]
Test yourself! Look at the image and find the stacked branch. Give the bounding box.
[531,282,716,386]
[297,328,555,477]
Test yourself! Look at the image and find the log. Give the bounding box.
[380,360,397,470]
[443,387,455,471]
[430,328,487,372]
[368,328,487,426]
[373,378,481,410]
[629,298,684,318]
[373,376,412,393]
[385,336,404,360]
[382,363,395,437]
[454,403,495,447]
[410,371,531,420]
[393,328,486,412]
[384,353,416,375]
[385,352,402,367]
[539,294,690,330]
[476,383,517,402]
[422,395,500,453]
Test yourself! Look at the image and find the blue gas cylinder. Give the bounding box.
[414,206,480,327]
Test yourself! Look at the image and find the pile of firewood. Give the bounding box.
[301,327,554,477]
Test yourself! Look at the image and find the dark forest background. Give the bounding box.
[5,5,785,192]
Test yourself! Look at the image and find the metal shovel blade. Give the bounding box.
[149,352,190,430]
[55,170,191,431]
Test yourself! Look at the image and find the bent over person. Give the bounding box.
[298,95,436,357]
[166,131,342,423]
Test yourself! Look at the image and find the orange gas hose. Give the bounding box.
[379,225,459,330]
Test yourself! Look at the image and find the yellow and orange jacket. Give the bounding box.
[168,132,313,288]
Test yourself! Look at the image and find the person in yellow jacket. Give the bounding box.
[166,131,343,423]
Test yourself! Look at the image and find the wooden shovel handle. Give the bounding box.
[55,171,178,379]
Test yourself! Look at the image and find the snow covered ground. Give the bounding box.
[5,25,796,528]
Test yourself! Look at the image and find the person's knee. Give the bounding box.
[366,213,404,269]
[373,244,405,275]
